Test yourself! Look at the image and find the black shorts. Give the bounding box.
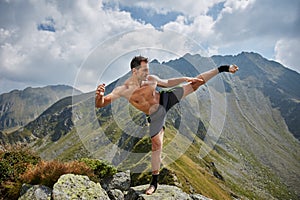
[148,87,184,138]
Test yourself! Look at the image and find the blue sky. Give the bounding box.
[0,0,299,93]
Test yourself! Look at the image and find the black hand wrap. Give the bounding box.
[218,65,230,73]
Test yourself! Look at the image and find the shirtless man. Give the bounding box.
[95,56,238,195]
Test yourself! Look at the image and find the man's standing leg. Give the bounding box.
[146,129,164,195]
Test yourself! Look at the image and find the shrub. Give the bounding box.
[0,146,117,199]
[0,144,40,183]
[20,160,96,188]
[0,181,22,200]
[0,144,40,200]
[79,158,117,179]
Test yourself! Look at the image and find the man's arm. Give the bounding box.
[95,84,122,108]
[149,75,203,88]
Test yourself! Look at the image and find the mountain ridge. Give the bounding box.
[0,85,82,133]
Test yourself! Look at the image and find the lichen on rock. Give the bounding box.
[52,174,109,200]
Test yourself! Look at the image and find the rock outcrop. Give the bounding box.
[19,184,52,200]
[125,185,211,200]
[101,170,131,191]
[19,171,212,200]
[52,174,109,200]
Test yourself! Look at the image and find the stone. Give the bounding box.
[101,170,131,191]
[16,172,213,200]
[52,174,109,200]
[107,189,125,200]
[18,184,52,200]
[190,194,213,200]
[125,184,192,200]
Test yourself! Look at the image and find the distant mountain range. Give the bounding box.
[0,52,299,200]
[0,85,81,132]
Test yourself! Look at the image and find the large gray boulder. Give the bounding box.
[125,184,192,200]
[18,184,52,200]
[52,174,109,200]
[101,170,131,191]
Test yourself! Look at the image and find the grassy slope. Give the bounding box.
[214,78,300,200]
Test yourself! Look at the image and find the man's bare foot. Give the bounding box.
[229,64,239,73]
[145,185,157,195]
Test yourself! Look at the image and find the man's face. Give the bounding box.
[136,61,149,81]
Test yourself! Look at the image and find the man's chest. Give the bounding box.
[129,85,156,100]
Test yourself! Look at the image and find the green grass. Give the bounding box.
[168,154,232,200]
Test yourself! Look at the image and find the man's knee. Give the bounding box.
[152,138,162,151]
[191,75,205,90]
[190,82,202,90]
[151,132,163,151]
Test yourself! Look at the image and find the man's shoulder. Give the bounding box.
[113,81,136,96]
[114,84,129,93]
[147,74,159,81]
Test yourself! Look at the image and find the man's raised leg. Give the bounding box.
[182,65,238,97]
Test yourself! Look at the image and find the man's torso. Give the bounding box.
[120,77,160,115]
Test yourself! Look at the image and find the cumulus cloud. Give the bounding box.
[105,0,224,16]
[217,0,298,40]
[0,0,222,93]
[275,38,300,72]
[0,0,149,93]
[75,28,207,92]
[0,0,299,94]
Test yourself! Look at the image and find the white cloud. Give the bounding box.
[0,0,150,93]
[74,28,206,92]
[223,0,256,12]
[0,0,299,94]
[1,0,223,93]
[107,0,224,16]
[216,0,299,42]
[1,43,27,74]
[0,28,15,42]
[155,0,258,57]
[275,38,300,72]
[163,15,215,43]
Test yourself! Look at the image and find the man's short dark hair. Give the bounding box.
[130,56,148,69]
